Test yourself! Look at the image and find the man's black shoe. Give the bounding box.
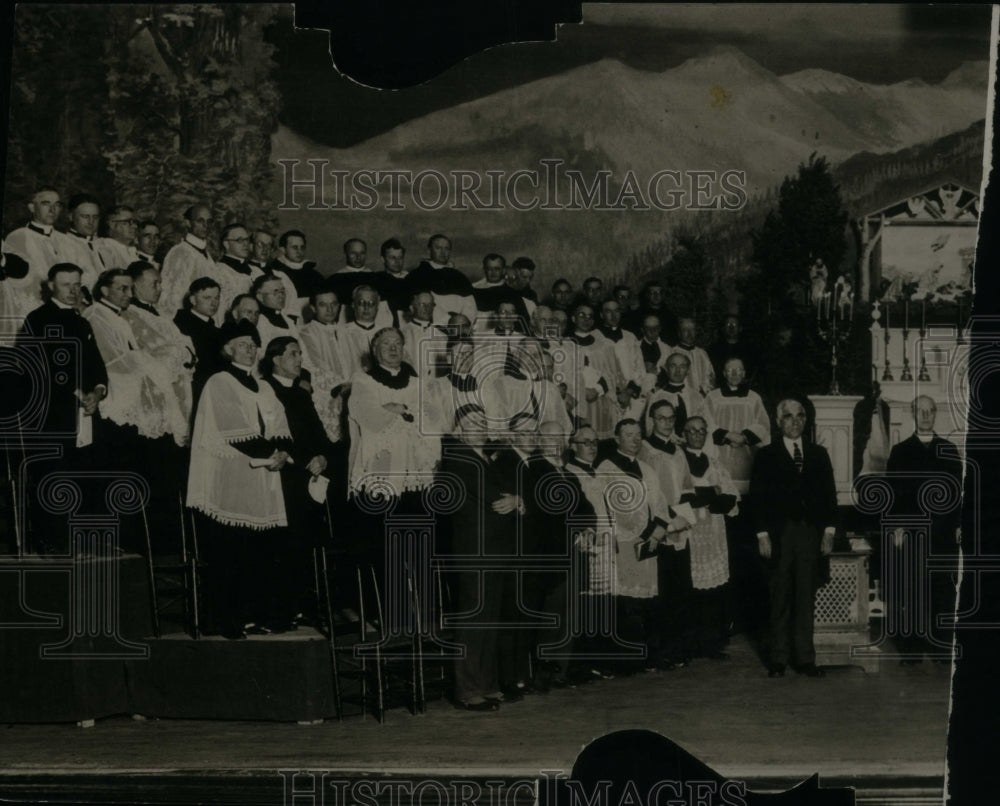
[794,663,825,677]
[767,664,785,678]
[456,699,499,712]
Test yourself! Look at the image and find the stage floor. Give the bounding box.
[0,633,950,802]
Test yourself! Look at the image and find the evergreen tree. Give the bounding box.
[748,153,848,315]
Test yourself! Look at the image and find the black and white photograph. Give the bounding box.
[0,3,998,804]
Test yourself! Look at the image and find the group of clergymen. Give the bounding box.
[1,188,963,707]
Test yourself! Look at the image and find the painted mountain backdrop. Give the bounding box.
[271,46,988,288]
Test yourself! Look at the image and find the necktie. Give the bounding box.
[793,442,803,473]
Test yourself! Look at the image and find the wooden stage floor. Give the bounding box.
[0,634,951,804]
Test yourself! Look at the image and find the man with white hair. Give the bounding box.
[750,398,837,679]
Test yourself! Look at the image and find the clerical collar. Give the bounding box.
[676,342,695,351]
[28,222,53,236]
[52,298,75,310]
[279,257,306,270]
[663,383,686,393]
[412,318,432,328]
[138,252,156,263]
[98,299,122,315]
[369,361,416,389]
[342,265,370,273]
[352,320,376,330]
[599,326,623,342]
[222,254,251,274]
[191,310,213,323]
[68,229,93,241]
[271,373,296,388]
[571,331,595,346]
[720,383,749,397]
[428,261,453,269]
[260,307,288,328]
[184,234,208,251]
[915,433,935,443]
[315,319,338,329]
[225,362,258,392]
[646,433,676,454]
[567,457,595,475]
[684,447,705,457]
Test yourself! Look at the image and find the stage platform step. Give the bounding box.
[125,629,340,723]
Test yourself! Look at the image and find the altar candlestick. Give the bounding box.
[885,301,890,330]
[921,300,926,332]
[904,300,908,330]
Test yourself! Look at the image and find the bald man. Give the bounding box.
[886,395,963,664]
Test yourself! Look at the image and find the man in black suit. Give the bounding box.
[523,420,595,690]
[260,335,340,631]
[173,276,222,408]
[16,263,108,553]
[749,398,837,678]
[444,405,521,711]
[886,395,963,664]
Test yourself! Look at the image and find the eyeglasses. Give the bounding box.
[571,439,599,447]
[111,218,138,226]
[574,312,594,319]
[684,428,708,436]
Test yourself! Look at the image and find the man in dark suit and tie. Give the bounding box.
[443,404,521,711]
[749,398,837,678]
[886,395,963,664]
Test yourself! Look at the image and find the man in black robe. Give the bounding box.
[886,395,963,664]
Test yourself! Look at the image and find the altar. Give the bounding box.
[810,181,974,503]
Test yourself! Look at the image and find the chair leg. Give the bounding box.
[316,546,342,720]
[177,491,192,636]
[408,570,426,715]
[189,509,201,640]
[356,565,369,720]
[140,504,161,639]
[368,564,387,724]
